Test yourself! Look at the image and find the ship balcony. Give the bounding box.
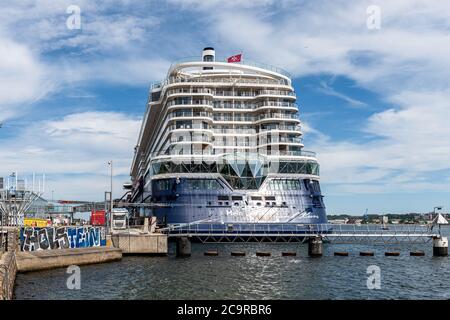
[264,150,317,159]
[258,142,305,149]
[170,135,212,144]
[166,88,214,96]
[150,77,292,90]
[212,116,254,123]
[168,124,214,135]
[259,137,304,144]
[166,99,213,111]
[213,103,258,111]
[212,101,298,112]
[254,104,298,112]
[258,125,303,135]
[212,128,256,135]
[213,91,296,101]
[167,111,214,122]
[255,113,300,124]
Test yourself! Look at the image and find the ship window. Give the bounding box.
[265,202,270,206]
[251,196,262,200]
[153,179,171,191]
[225,202,229,206]
[203,55,214,62]
[257,202,261,206]
[186,179,223,190]
[218,195,229,201]
[268,179,301,190]
[231,196,243,201]
[265,196,276,201]
[218,202,222,206]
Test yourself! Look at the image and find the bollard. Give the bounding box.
[231,251,246,256]
[204,250,218,256]
[176,237,191,257]
[433,236,448,257]
[308,236,323,257]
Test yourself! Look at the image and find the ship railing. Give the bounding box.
[212,102,298,110]
[150,76,290,90]
[167,100,213,107]
[213,116,255,122]
[170,136,211,143]
[260,137,303,144]
[167,111,213,119]
[212,129,256,134]
[144,148,318,159]
[257,113,299,120]
[168,56,292,78]
[167,88,214,95]
[267,150,316,158]
[259,125,302,133]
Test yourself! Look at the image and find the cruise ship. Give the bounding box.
[129,48,327,231]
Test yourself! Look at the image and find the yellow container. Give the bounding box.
[24,218,49,228]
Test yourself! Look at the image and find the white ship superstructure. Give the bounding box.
[129,48,326,227]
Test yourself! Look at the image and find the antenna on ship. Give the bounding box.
[202,47,215,70]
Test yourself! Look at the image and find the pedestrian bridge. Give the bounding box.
[161,222,440,243]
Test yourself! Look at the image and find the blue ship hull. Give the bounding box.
[148,177,327,226]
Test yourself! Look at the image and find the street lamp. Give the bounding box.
[108,161,113,232]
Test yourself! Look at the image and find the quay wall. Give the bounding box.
[16,247,122,272]
[0,229,18,300]
[0,251,17,300]
[111,233,167,254]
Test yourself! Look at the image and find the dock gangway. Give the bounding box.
[161,222,440,243]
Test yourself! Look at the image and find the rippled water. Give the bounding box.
[14,228,450,300]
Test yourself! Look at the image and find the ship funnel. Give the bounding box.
[202,47,215,70]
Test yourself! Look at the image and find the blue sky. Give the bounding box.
[1,0,450,215]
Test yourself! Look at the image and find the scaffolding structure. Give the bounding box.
[0,172,45,227]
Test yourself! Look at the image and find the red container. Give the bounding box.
[90,210,106,226]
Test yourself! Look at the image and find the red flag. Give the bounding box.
[227,54,242,63]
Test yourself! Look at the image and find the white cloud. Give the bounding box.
[186,0,450,194]
[0,111,141,200]
[0,37,54,121]
[314,90,450,193]
[1,0,450,202]
[317,81,367,108]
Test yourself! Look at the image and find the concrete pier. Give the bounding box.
[16,247,122,272]
[308,236,323,257]
[176,237,191,257]
[111,232,167,255]
[433,236,448,257]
